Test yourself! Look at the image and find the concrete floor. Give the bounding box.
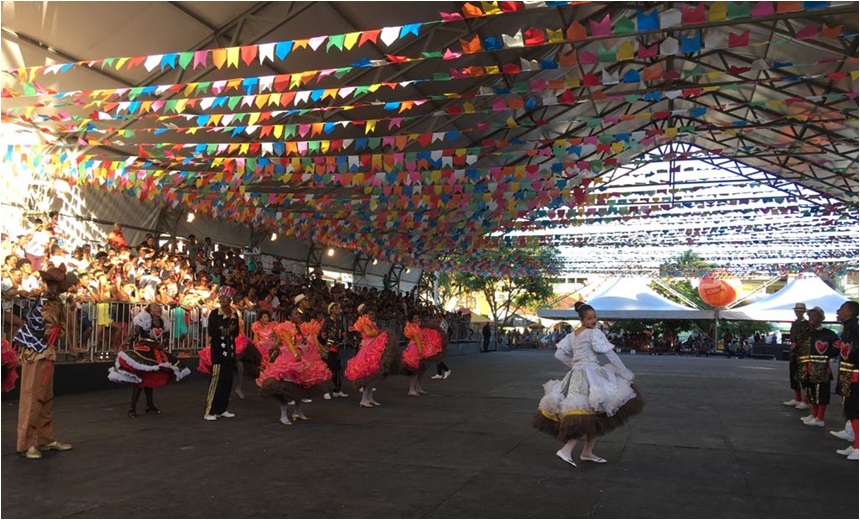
[2,351,858,518]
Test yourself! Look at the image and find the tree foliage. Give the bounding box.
[447,246,560,327]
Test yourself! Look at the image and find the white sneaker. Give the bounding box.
[430,374,444,380]
[219,411,236,418]
[323,393,332,400]
[795,402,810,410]
[848,450,859,461]
[279,417,293,425]
[336,392,349,398]
[782,399,800,406]
[203,414,218,421]
[836,446,856,456]
[830,430,853,441]
[805,418,825,427]
[801,415,815,423]
[301,398,312,403]
[442,370,452,380]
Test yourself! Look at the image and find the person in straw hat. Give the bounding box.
[784,303,811,409]
[14,265,78,459]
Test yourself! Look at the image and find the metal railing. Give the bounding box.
[2,299,479,364]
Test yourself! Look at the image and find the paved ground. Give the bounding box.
[2,351,858,518]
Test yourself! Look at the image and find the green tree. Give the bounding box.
[449,246,561,329]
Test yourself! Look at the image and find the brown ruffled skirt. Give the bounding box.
[259,379,332,402]
[532,383,645,442]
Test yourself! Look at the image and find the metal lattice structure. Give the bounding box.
[1,1,857,276]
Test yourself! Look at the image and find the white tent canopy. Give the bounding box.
[539,277,713,321]
[721,273,849,322]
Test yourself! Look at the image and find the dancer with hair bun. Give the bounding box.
[532,301,644,467]
[345,304,399,408]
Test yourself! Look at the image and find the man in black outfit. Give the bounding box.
[482,323,492,353]
[320,302,348,399]
[204,286,239,421]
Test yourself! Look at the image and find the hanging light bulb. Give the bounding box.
[327,248,335,257]
[271,232,277,241]
[405,268,411,274]
[372,259,378,265]
[186,212,195,223]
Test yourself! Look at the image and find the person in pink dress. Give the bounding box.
[345,304,400,408]
[251,310,278,361]
[1,338,19,393]
[399,310,448,397]
[256,307,331,425]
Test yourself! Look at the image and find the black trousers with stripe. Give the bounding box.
[204,360,235,416]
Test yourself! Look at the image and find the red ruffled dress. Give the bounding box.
[252,321,278,359]
[257,321,332,401]
[401,322,423,371]
[419,325,446,362]
[345,315,398,387]
[109,317,190,388]
[1,338,19,393]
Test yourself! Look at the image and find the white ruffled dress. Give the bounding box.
[538,328,636,419]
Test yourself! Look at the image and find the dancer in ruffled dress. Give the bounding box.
[2,338,18,393]
[532,302,644,467]
[251,310,278,364]
[108,303,191,417]
[400,311,447,397]
[345,304,399,408]
[256,307,332,425]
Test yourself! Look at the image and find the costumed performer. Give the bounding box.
[2,338,19,393]
[203,286,239,421]
[344,304,399,408]
[14,265,77,459]
[256,307,332,425]
[532,301,644,467]
[834,301,858,460]
[784,303,811,410]
[798,306,838,427]
[108,303,191,416]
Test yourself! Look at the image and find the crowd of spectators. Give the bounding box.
[2,213,467,356]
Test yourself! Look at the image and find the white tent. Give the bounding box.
[721,273,849,322]
[539,277,713,321]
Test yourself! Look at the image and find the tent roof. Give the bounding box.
[721,272,849,322]
[539,277,713,320]
[1,2,857,276]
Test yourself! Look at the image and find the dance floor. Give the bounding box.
[2,351,857,518]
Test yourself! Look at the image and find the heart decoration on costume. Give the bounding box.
[836,340,852,361]
[814,339,829,355]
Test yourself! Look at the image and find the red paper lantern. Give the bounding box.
[698,270,742,308]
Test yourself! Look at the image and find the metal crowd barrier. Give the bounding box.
[2,299,478,364]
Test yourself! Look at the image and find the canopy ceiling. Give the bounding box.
[1,1,857,276]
